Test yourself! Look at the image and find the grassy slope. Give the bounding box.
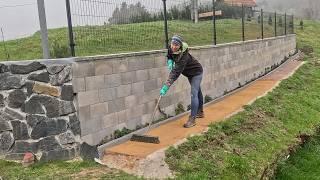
[165,20,320,179]
[0,19,278,61]
[274,20,320,180]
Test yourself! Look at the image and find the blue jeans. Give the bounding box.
[188,73,203,117]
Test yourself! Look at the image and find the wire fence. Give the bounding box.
[0,0,295,61]
[67,0,295,57]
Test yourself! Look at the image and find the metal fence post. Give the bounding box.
[66,0,75,57]
[285,13,287,35]
[212,0,217,45]
[162,0,169,49]
[261,9,264,39]
[274,12,277,37]
[242,4,245,41]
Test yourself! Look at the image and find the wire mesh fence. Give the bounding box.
[0,0,296,61]
[70,0,165,56]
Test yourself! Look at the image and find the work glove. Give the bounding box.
[167,59,175,71]
[160,84,169,96]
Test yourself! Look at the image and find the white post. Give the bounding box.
[37,0,50,59]
[194,0,198,23]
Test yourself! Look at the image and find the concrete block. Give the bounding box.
[94,61,113,75]
[108,98,125,113]
[121,71,137,85]
[128,58,142,71]
[72,78,85,92]
[135,69,149,82]
[90,102,108,119]
[80,117,102,136]
[141,114,152,125]
[85,75,105,91]
[78,90,99,107]
[79,106,90,123]
[117,110,128,124]
[124,95,138,109]
[117,84,131,98]
[148,68,161,80]
[154,55,166,68]
[72,62,94,78]
[113,59,129,73]
[104,74,121,88]
[131,81,144,95]
[144,79,158,92]
[102,113,118,128]
[126,104,144,118]
[141,56,155,69]
[126,117,142,130]
[99,88,116,102]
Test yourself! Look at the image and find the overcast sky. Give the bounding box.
[0,0,67,40]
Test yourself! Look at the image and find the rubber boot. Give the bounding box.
[183,116,196,128]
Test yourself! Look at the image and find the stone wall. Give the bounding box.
[0,60,86,162]
[73,35,297,146]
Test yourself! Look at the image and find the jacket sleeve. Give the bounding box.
[165,52,188,87]
[167,48,174,60]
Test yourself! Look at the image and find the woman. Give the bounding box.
[160,35,204,128]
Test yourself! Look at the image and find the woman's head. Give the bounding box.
[170,35,183,52]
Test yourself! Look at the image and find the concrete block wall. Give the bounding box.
[73,35,296,145]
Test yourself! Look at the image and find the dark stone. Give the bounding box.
[10,61,45,74]
[0,73,24,90]
[0,63,9,73]
[69,114,81,135]
[0,116,12,132]
[11,120,29,140]
[47,65,65,75]
[58,100,76,116]
[38,136,62,151]
[5,153,25,161]
[50,66,72,86]
[61,85,74,101]
[23,95,46,115]
[26,114,47,129]
[57,131,75,145]
[25,81,34,97]
[12,141,39,153]
[0,94,4,107]
[4,107,25,120]
[23,95,71,118]
[0,110,14,121]
[8,89,27,108]
[40,146,78,162]
[43,97,60,118]
[0,131,14,155]
[80,142,99,160]
[27,72,50,83]
[31,119,67,139]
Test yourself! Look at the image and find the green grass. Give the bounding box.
[273,20,320,180]
[0,19,277,61]
[274,135,320,180]
[0,159,141,179]
[165,20,320,179]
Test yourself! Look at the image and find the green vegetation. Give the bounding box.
[0,19,278,61]
[0,159,140,179]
